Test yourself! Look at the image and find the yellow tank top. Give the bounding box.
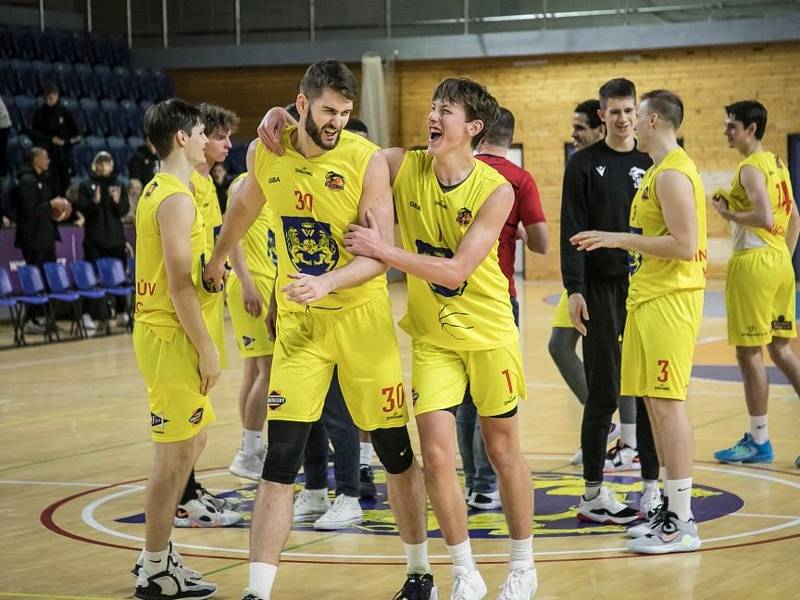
[726,151,794,253]
[228,172,278,284]
[190,170,222,254]
[133,172,206,330]
[627,147,707,309]
[253,127,385,312]
[393,150,518,351]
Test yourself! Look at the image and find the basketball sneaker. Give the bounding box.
[392,573,438,600]
[451,566,487,600]
[577,485,639,525]
[133,553,216,599]
[638,485,663,520]
[229,446,267,481]
[360,464,377,500]
[195,485,230,512]
[293,489,330,523]
[132,541,201,579]
[795,453,800,468]
[571,422,621,466]
[467,490,502,511]
[603,441,640,472]
[240,589,265,600]
[174,497,241,528]
[627,498,667,538]
[496,567,537,600]
[626,510,701,554]
[313,494,363,530]
[713,433,774,464]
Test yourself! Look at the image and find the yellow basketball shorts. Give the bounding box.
[133,322,216,442]
[266,291,407,431]
[226,274,275,358]
[725,248,796,347]
[200,288,227,369]
[552,289,573,329]
[621,289,703,401]
[411,339,526,417]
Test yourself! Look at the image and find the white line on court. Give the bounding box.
[0,479,141,488]
[0,348,130,371]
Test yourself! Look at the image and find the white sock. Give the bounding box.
[508,536,534,572]
[306,488,327,500]
[621,423,637,449]
[750,415,769,444]
[360,442,374,466]
[583,481,602,501]
[143,548,169,574]
[242,429,264,455]
[642,479,659,494]
[666,477,693,522]
[249,562,277,598]
[447,539,475,570]
[404,541,431,575]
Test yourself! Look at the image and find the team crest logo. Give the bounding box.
[772,315,793,331]
[282,217,339,276]
[324,171,345,191]
[242,335,255,347]
[641,187,650,201]
[150,412,168,432]
[268,391,286,410]
[415,240,466,297]
[456,208,473,228]
[188,408,204,425]
[629,166,646,189]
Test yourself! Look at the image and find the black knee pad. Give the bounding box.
[371,425,414,474]
[261,420,312,484]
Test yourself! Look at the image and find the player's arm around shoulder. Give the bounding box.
[158,192,220,394]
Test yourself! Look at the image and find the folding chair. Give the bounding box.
[95,257,134,329]
[15,265,57,343]
[41,262,86,339]
[0,267,22,346]
[70,260,113,335]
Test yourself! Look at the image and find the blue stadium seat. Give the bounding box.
[2,96,19,133]
[110,37,131,67]
[0,60,17,95]
[119,99,143,135]
[73,62,100,98]
[12,95,37,131]
[7,134,33,175]
[0,25,14,59]
[10,28,36,60]
[79,97,107,135]
[138,98,154,113]
[85,134,107,156]
[151,69,174,99]
[35,30,60,62]
[71,32,95,65]
[112,66,136,100]
[127,136,145,152]
[71,140,94,178]
[54,62,81,99]
[91,33,116,67]
[31,60,56,90]
[106,136,132,175]
[100,98,126,136]
[59,97,85,135]
[49,30,78,64]
[11,59,39,96]
[133,68,159,101]
[93,64,115,99]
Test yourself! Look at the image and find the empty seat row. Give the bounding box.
[0,25,130,66]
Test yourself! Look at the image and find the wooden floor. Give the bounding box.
[2,279,799,600]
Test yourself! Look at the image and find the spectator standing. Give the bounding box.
[210,162,232,213]
[128,139,160,188]
[28,83,81,196]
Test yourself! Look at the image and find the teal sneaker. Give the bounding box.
[713,433,774,464]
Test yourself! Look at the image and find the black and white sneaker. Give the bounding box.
[577,485,639,525]
[132,541,201,579]
[392,573,438,600]
[133,555,217,599]
[359,464,377,500]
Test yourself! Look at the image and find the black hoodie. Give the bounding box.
[13,164,60,252]
[75,172,130,250]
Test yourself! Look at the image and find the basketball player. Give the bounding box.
[345,78,537,599]
[203,60,433,600]
[173,103,241,528]
[712,100,800,464]
[226,171,276,481]
[131,99,218,599]
[572,89,707,554]
[560,79,659,525]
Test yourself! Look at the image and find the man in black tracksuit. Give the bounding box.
[561,78,660,524]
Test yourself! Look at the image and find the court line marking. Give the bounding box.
[0,594,120,600]
[68,464,800,560]
[0,348,130,370]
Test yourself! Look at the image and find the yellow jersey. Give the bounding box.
[724,151,795,253]
[253,127,385,312]
[133,172,206,330]
[190,170,222,254]
[228,171,278,283]
[627,147,707,309]
[393,150,518,351]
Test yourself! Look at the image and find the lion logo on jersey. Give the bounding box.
[325,171,345,191]
[282,216,339,276]
[629,167,646,189]
[415,240,467,297]
[456,208,473,228]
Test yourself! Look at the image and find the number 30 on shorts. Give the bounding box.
[382,383,405,413]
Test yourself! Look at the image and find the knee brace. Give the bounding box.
[261,420,312,484]
[371,425,414,474]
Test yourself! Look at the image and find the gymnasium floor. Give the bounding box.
[2,279,799,599]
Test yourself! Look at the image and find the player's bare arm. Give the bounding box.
[345,182,513,290]
[204,140,265,290]
[571,169,698,261]
[381,147,408,186]
[282,150,394,305]
[713,165,773,229]
[158,192,220,395]
[257,107,297,155]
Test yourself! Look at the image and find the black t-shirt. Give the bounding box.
[560,139,652,295]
